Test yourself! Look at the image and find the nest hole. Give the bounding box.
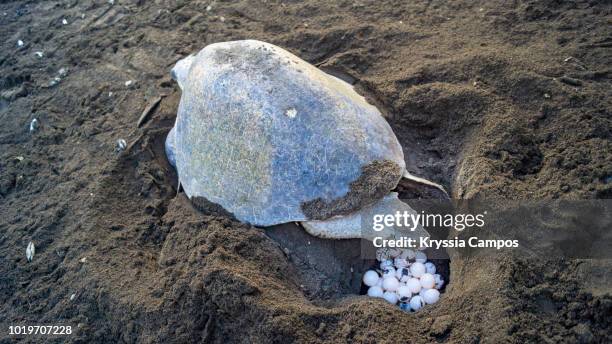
[266,223,451,304]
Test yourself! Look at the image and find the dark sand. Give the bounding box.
[1,1,611,343]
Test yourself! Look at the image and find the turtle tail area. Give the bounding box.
[170,54,195,90]
[399,171,449,200]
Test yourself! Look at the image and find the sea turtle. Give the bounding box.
[166,40,445,241]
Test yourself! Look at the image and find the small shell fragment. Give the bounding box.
[49,77,61,87]
[29,118,39,132]
[115,139,127,152]
[26,241,35,262]
[285,107,297,118]
[17,40,24,47]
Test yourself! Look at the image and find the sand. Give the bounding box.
[1,1,610,343]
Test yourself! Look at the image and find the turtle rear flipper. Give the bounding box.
[301,192,430,246]
[398,171,449,200]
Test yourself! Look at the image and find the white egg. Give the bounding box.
[410,262,426,277]
[382,277,400,292]
[380,259,393,270]
[367,286,384,298]
[423,288,440,304]
[415,250,427,263]
[394,257,408,268]
[383,291,399,304]
[420,273,436,289]
[363,270,380,287]
[434,274,445,289]
[425,262,436,274]
[406,278,421,294]
[409,295,424,311]
[382,267,396,279]
[396,285,412,302]
[395,267,411,282]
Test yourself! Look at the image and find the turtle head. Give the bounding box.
[171,54,195,90]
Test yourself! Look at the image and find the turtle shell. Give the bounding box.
[168,40,406,226]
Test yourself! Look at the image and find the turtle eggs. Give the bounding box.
[367,286,384,298]
[397,285,412,300]
[395,267,411,282]
[423,289,440,304]
[363,248,444,312]
[382,267,396,279]
[383,291,399,304]
[409,295,424,311]
[434,274,445,289]
[363,270,380,287]
[380,259,393,270]
[409,262,426,278]
[406,278,421,294]
[420,273,436,289]
[382,277,400,292]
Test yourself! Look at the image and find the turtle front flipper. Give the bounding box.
[165,126,177,167]
[301,192,430,247]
